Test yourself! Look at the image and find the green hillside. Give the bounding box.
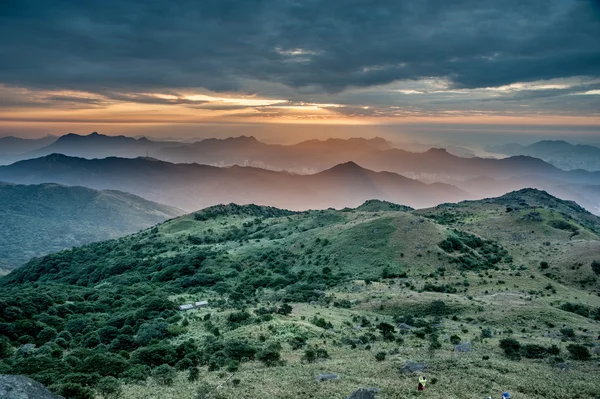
[0,182,184,272]
[0,190,599,399]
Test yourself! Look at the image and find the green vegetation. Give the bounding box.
[0,183,182,272]
[1,192,599,399]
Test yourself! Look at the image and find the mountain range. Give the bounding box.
[0,182,183,272]
[0,154,469,212]
[486,140,600,171]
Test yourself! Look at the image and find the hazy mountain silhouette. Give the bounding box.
[0,182,184,271]
[0,135,57,163]
[0,154,469,212]
[20,132,181,160]
[486,140,600,171]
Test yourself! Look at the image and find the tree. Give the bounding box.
[152,364,176,385]
[277,304,293,316]
[96,377,122,399]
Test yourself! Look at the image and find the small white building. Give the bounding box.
[178,300,209,311]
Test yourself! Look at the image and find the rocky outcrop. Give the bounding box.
[0,375,64,399]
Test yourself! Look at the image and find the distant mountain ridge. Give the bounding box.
[0,182,184,271]
[0,154,470,212]
[0,135,58,161]
[486,140,600,171]
[22,132,182,160]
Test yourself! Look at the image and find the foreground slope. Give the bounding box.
[0,182,184,272]
[0,190,599,399]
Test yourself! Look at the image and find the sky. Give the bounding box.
[1,0,599,144]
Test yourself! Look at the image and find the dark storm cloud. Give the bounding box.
[1,0,599,95]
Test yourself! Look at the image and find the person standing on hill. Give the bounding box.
[418,376,427,391]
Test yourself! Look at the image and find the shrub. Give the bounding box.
[375,351,386,361]
[560,327,575,338]
[0,336,13,359]
[450,334,461,345]
[256,344,281,367]
[277,304,293,315]
[560,303,590,318]
[521,344,547,359]
[81,353,128,377]
[540,261,549,270]
[188,366,199,382]
[122,364,151,382]
[592,260,600,275]
[481,328,492,339]
[289,336,307,350]
[152,364,177,386]
[302,347,329,363]
[96,376,122,399]
[429,334,442,350]
[52,383,94,399]
[567,344,591,361]
[499,338,521,360]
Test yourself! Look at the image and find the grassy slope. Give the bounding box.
[1,190,599,399]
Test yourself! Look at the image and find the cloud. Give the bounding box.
[1,0,599,95]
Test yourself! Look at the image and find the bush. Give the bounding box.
[122,364,151,382]
[276,304,293,315]
[450,334,461,345]
[540,261,549,270]
[188,366,199,382]
[567,344,591,361]
[302,347,329,363]
[560,327,575,338]
[481,328,492,339]
[288,336,307,350]
[375,351,386,361]
[152,364,177,386]
[96,376,122,399]
[256,344,282,367]
[560,303,590,318]
[81,353,128,377]
[499,338,521,360]
[592,260,600,275]
[521,344,547,359]
[52,383,94,399]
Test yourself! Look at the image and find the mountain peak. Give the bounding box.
[327,161,365,172]
[424,148,451,156]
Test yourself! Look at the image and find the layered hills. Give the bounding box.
[0,155,469,212]
[486,140,600,171]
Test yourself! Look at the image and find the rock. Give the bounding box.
[556,362,570,371]
[316,373,340,382]
[400,361,428,374]
[398,323,412,331]
[454,342,472,353]
[309,301,318,306]
[347,387,380,399]
[313,290,327,297]
[0,375,65,399]
[353,325,362,330]
[15,344,36,357]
